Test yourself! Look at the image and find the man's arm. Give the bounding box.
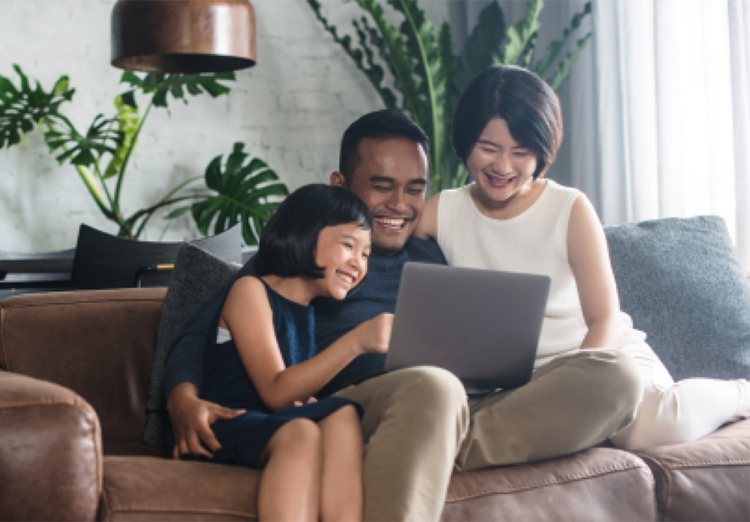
[162,258,263,458]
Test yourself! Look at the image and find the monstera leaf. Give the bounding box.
[44,114,123,168]
[119,71,235,109]
[0,65,74,148]
[189,142,289,246]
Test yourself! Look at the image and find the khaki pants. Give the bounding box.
[336,348,642,521]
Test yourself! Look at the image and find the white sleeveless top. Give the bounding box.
[437,181,587,368]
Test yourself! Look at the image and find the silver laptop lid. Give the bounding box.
[385,262,551,391]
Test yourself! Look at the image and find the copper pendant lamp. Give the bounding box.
[111,0,257,74]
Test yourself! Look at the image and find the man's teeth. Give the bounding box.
[376,218,405,226]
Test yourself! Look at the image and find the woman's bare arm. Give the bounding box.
[413,193,440,241]
[567,195,623,350]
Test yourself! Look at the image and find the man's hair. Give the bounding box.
[452,65,563,180]
[258,184,373,279]
[339,110,430,184]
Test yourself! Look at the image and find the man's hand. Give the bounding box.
[167,383,245,459]
[352,312,393,355]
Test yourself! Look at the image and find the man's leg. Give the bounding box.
[456,348,642,471]
[335,366,469,522]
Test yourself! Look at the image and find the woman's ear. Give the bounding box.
[330,171,347,188]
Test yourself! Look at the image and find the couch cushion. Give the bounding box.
[635,418,750,522]
[441,447,656,521]
[101,456,259,521]
[143,244,240,447]
[605,216,750,381]
[0,288,165,445]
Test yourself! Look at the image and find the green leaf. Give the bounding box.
[534,1,592,78]
[546,32,593,91]
[0,65,75,149]
[187,142,289,246]
[497,0,543,65]
[307,0,400,111]
[453,1,507,101]
[103,94,140,179]
[43,113,123,169]
[122,72,235,109]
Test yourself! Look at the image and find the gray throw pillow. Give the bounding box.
[605,215,750,381]
[142,243,240,446]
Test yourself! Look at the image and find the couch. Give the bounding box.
[1,216,749,521]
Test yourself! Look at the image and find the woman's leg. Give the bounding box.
[317,404,364,522]
[258,418,322,522]
[611,377,750,450]
[611,339,750,450]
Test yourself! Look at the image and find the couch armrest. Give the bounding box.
[0,370,102,521]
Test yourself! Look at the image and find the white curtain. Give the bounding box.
[590,0,750,268]
[451,0,750,267]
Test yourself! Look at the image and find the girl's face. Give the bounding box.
[314,222,371,300]
[466,117,539,205]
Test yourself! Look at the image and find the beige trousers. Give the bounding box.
[336,348,642,521]
[457,348,642,471]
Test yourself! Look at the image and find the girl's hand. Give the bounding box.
[352,312,393,355]
[294,397,318,407]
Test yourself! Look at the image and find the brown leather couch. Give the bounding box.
[1,288,748,521]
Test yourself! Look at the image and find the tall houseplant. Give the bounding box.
[0,66,288,245]
[307,0,592,192]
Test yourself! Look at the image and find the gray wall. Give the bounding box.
[0,0,589,253]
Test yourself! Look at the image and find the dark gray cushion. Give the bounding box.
[142,243,240,446]
[605,215,750,381]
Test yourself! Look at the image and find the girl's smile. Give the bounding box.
[315,222,371,300]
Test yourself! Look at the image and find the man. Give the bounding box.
[164,110,641,521]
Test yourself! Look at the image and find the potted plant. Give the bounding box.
[0,66,288,246]
[307,0,592,192]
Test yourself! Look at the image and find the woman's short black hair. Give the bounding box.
[258,184,373,279]
[451,65,563,179]
[339,110,429,184]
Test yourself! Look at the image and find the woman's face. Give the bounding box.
[314,222,371,300]
[466,117,539,204]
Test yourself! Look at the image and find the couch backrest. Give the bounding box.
[0,288,165,445]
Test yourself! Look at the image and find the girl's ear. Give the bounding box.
[330,171,347,188]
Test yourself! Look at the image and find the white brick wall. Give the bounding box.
[0,0,452,252]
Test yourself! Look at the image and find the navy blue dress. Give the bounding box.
[191,276,361,468]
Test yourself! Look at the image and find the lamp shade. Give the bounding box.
[111,0,257,74]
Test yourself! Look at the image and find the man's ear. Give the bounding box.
[330,171,347,188]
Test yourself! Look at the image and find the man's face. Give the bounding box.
[331,137,428,255]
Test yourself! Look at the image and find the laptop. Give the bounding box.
[385,262,551,392]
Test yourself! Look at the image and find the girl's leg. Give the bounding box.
[611,340,750,450]
[317,405,364,522]
[258,418,322,522]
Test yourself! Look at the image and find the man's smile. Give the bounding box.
[374,216,411,232]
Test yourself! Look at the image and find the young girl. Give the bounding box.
[183,184,374,521]
[416,65,750,450]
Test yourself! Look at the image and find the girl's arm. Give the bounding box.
[223,277,390,411]
[413,193,440,240]
[567,195,623,350]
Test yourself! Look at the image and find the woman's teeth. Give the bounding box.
[486,173,514,187]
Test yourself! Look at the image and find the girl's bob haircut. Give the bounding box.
[452,65,563,180]
[258,184,373,279]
